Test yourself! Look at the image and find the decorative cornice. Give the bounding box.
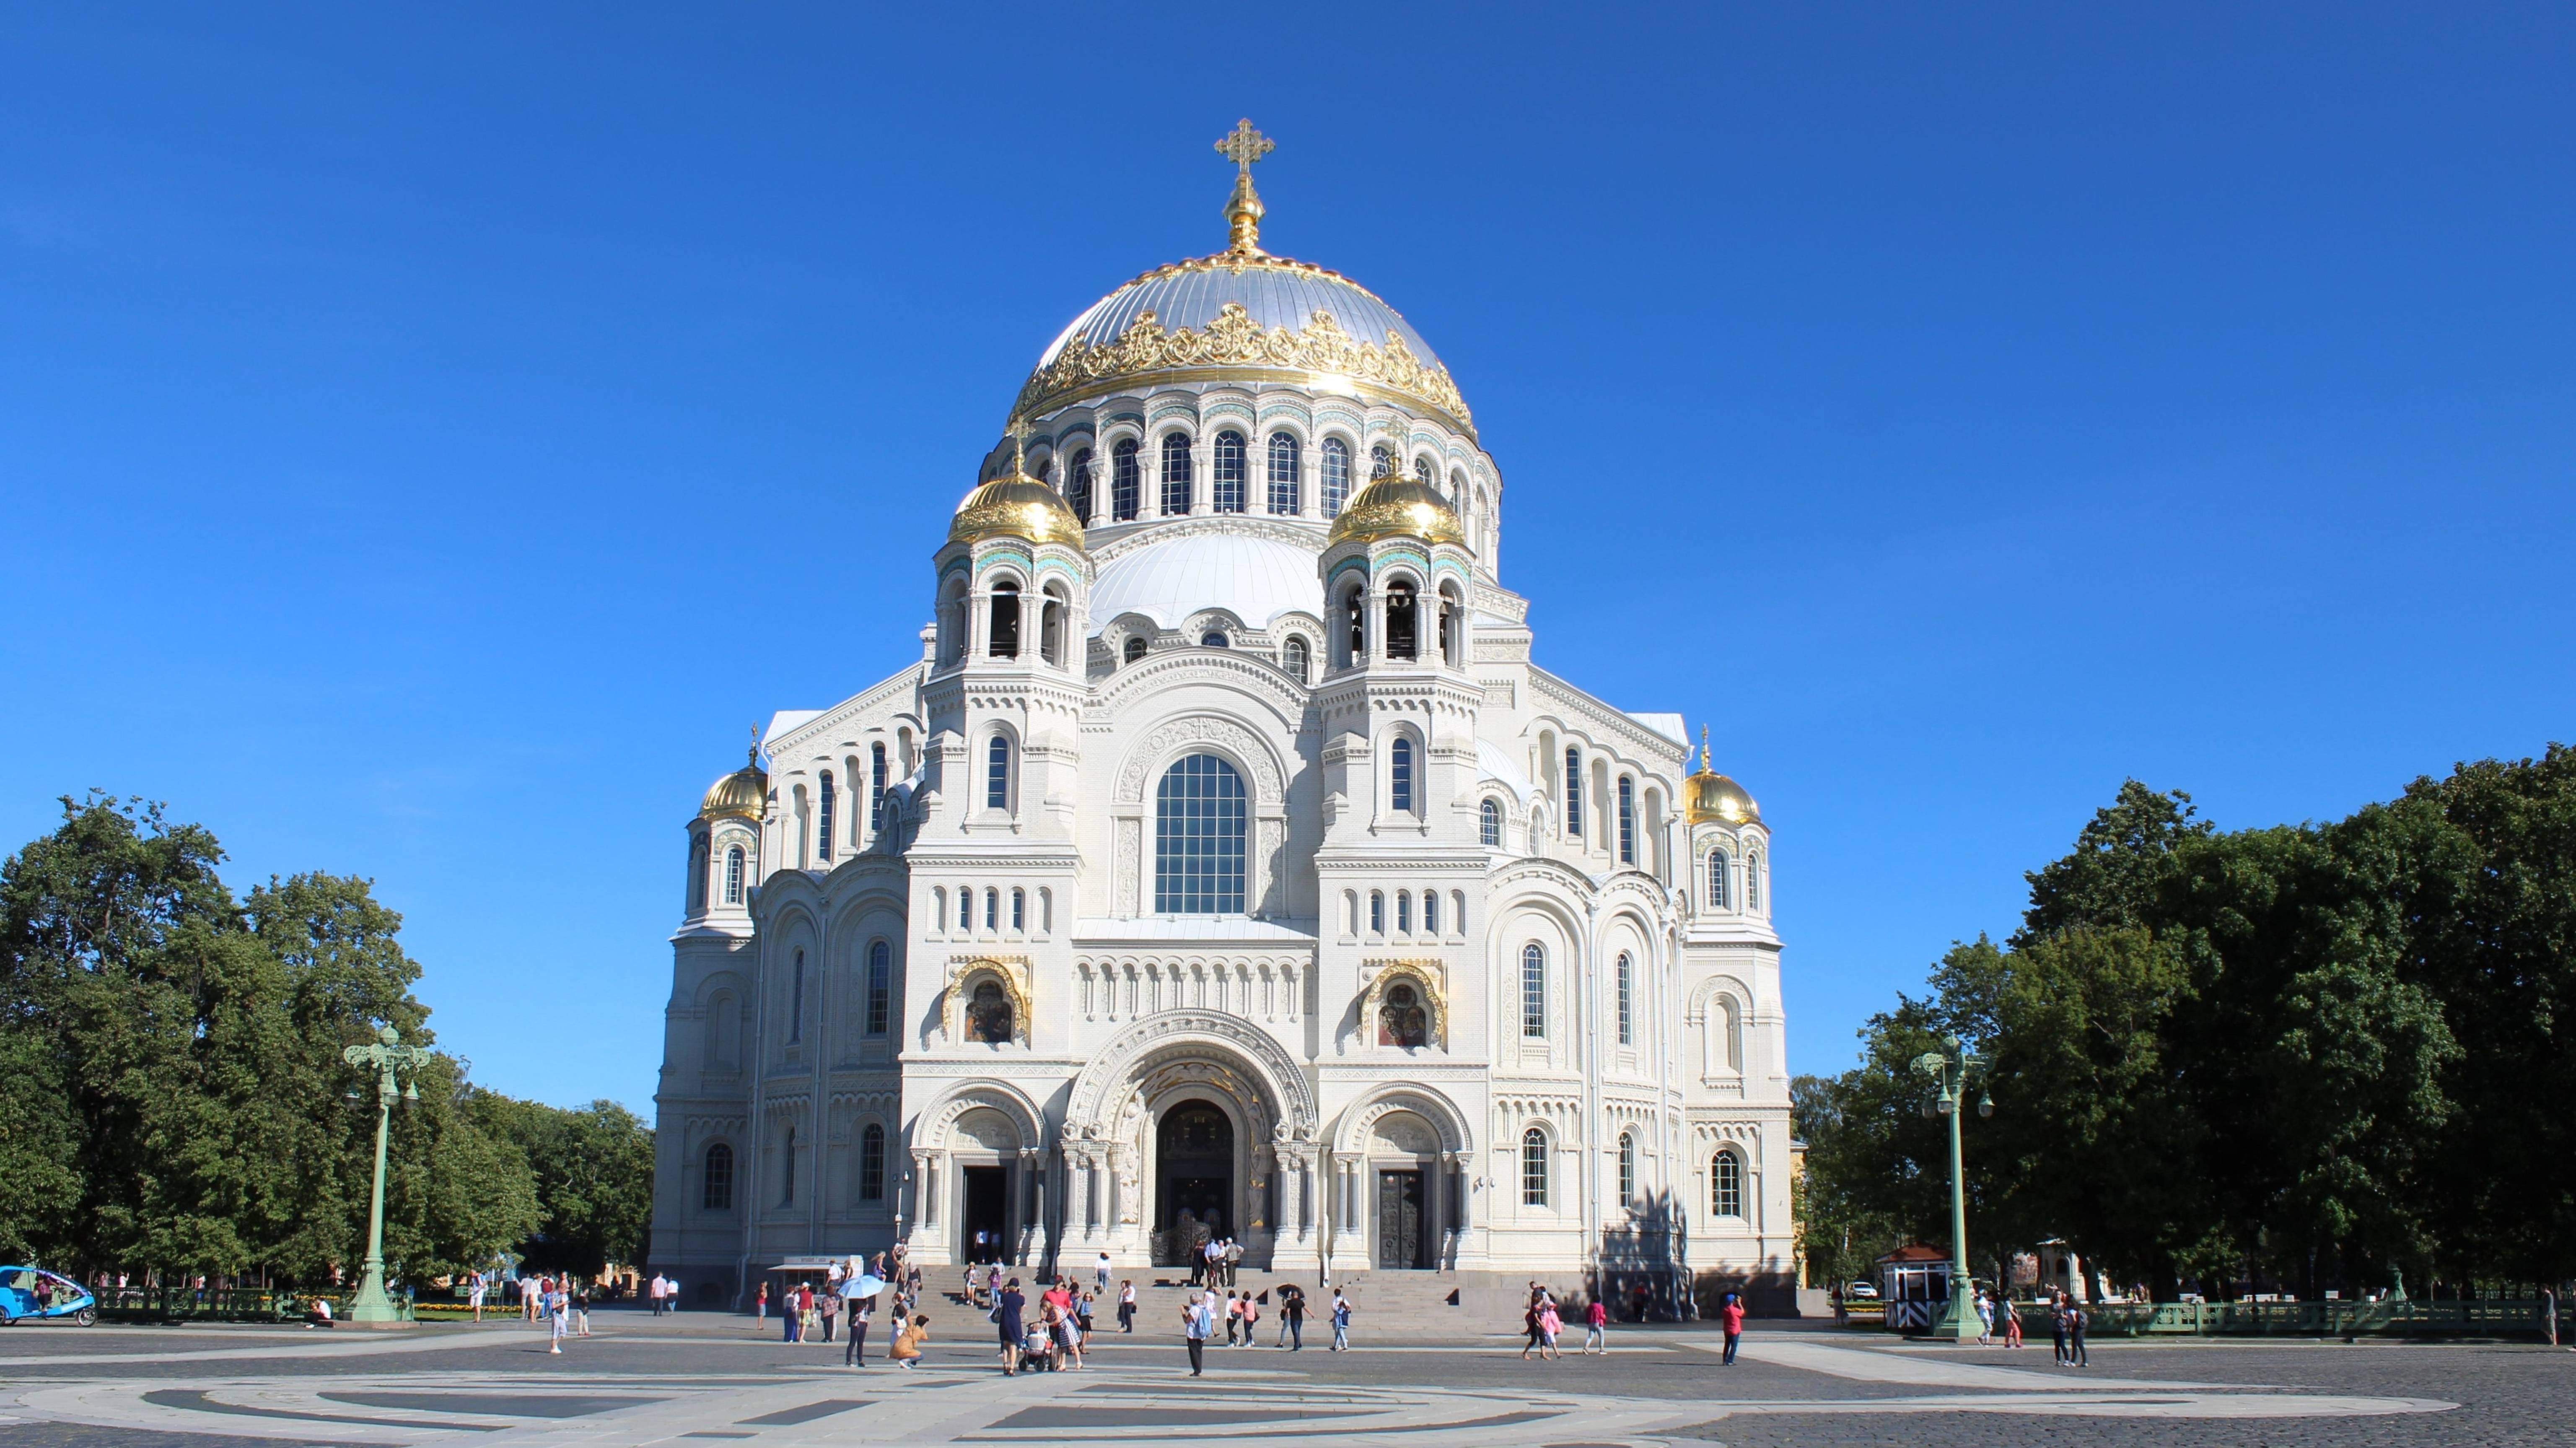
[1017,299,1475,438]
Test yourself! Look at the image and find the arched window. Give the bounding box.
[986,734,1011,810]
[871,742,889,829]
[1124,635,1149,664]
[1111,438,1141,520]
[1040,589,1065,667]
[1395,890,1412,934]
[1159,432,1192,514]
[702,1142,733,1210]
[1154,754,1247,914]
[1369,890,1384,935]
[1521,942,1547,1038]
[1385,581,1418,659]
[1521,1128,1549,1206]
[1320,437,1351,517]
[1708,850,1730,909]
[1747,851,1763,911]
[1201,631,1228,648]
[988,580,1020,657]
[1480,798,1502,847]
[1267,432,1301,514]
[865,940,891,1035]
[1282,636,1309,682]
[1388,735,1417,814]
[984,887,998,931]
[965,979,1013,1043]
[1342,583,1366,664]
[1617,776,1636,864]
[789,948,805,1043]
[859,1122,886,1201]
[1065,447,1094,523]
[1617,1132,1636,1204]
[781,1125,797,1207]
[816,771,835,862]
[1370,443,1394,479]
[1211,429,1246,513]
[1711,1148,1744,1218]
[1615,952,1634,1045]
[1380,982,1428,1048]
[958,887,973,931]
[1414,455,1435,486]
[1564,748,1584,837]
[1011,887,1025,932]
[1422,889,1440,935]
[724,846,745,905]
[689,837,708,912]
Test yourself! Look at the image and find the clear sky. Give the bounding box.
[4,4,2570,1112]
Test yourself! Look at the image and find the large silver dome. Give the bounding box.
[1037,256,1443,374]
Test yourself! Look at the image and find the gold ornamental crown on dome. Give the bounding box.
[1328,462,1467,549]
[701,734,769,823]
[949,426,1088,551]
[1010,120,1475,435]
[1685,727,1762,826]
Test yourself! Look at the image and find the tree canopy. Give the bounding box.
[1798,747,2576,1298]
[0,795,651,1285]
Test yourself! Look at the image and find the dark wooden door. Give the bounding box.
[1377,1170,1426,1269]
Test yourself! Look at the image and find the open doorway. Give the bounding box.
[961,1165,1010,1265]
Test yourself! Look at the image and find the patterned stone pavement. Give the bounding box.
[0,1314,2548,1447]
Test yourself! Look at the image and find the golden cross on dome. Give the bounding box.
[1215,118,1275,255]
[1215,118,1274,177]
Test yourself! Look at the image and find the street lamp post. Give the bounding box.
[344,1024,434,1327]
[1912,1034,1993,1342]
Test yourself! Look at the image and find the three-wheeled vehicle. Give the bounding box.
[0,1266,97,1325]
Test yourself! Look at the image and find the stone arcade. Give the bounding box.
[648,125,1791,1312]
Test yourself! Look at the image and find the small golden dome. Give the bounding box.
[1327,470,1466,549]
[1685,728,1761,826]
[700,744,768,823]
[949,473,1087,550]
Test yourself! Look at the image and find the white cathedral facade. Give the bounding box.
[648,128,1792,1312]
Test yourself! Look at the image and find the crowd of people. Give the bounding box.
[752,1248,932,1368]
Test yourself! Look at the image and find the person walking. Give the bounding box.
[995,1278,1026,1375]
[1278,1285,1305,1350]
[574,1284,592,1337]
[1537,1299,1564,1360]
[1182,1289,1213,1377]
[1582,1296,1608,1354]
[1975,1288,1993,1346]
[755,1281,769,1328]
[818,1281,839,1343]
[1329,1288,1351,1352]
[469,1274,487,1323]
[547,1284,570,1355]
[1719,1291,1745,1366]
[1117,1279,1136,1333]
[889,1313,928,1370]
[1520,1296,1545,1361]
[1095,1251,1112,1295]
[2050,1292,2069,1365]
[2067,1301,2089,1368]
[1239,1290,1259,1347]
[2003,1295,2024,1348]
[844,1277,873,1368]
[1060,1297,1085,1370]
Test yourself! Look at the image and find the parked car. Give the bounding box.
[1843,1279,1881,1300]
[0,1267,97,1326]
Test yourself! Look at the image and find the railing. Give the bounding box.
[1996,1298,2548,1338]
[91,1285,415,1324]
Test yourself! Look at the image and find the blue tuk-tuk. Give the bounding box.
[0,1266,98,1325]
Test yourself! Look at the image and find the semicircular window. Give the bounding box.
[1155,753,1247,914]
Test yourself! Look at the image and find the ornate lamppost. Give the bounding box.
[1913,1033,1993,1342]
[344,1024,433,1326]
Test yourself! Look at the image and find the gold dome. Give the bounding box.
[1327,470,1467,549]
[949,473,1087,551]
[700,745,768,823]
[1685,729,1761,826]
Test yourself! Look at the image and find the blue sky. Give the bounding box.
[3,4,2569,1111]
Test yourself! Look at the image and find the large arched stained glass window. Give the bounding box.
[1267,432,1301,514]
[1112,439,1141,520]
[1160,432,1193,514]
[1320,437,1351,517]
[1521,942,1547,1038]
[859,1123,886,1200]
[1711,1148,1744,1218]
[702,1142,733,1210]
[1211,430,1247,513]
[1155,753,1247,914]
[1521,1127,1549,1205]
[1617,1131,1636,1204]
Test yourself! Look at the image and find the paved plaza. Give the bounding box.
[0,1308,2562,1448]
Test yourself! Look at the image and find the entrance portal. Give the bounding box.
[960,1165,1010,1264]
[1377,1169,1428,1269]
[1154,1101,1234,1266]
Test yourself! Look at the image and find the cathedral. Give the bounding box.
[647,124,1791,1313]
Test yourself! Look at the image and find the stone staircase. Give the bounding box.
[1107,1269,1587,1338]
